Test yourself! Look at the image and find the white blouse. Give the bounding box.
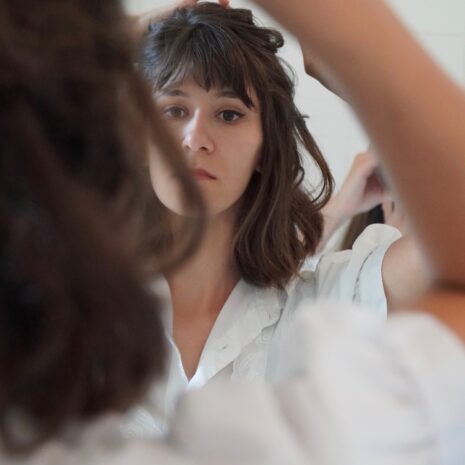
[121,224,400,436]
[6,417,192,465]
[170,305,465,465]
[7,301,465,465]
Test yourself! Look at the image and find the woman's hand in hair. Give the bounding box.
[335,150,385,218]
[318,150,386,251]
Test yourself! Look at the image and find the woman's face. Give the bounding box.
[150,77,263,217]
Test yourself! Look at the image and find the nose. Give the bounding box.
[182,112,214,154]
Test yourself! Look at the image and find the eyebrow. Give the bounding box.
[157,87,242,100]
[216,89,242,99]
[157,89,189,97]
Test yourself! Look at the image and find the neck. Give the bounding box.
[166,211,239,317]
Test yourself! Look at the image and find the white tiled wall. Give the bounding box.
[125,0,465,187]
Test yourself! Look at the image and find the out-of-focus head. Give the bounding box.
[0,0,203,453]
[141,2,334,288]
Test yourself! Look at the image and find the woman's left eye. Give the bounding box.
[218,110,244,123]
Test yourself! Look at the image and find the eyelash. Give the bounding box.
[218,110,245,123]
[162,106,245,124]
[163,106,187,119]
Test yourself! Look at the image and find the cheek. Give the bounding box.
[221,127,263,197]
[148,150,186,215]
[148,145,168,188]
[229,126,262,175]
[164,121,183,141]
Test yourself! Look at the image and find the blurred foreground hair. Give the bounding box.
[0,0,203,453]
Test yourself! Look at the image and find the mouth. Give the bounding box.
[192,168,217,180]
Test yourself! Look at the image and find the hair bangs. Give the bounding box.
[150,24,255,108]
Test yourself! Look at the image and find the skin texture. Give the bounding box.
[150,78,262,216]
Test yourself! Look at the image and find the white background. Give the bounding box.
[125,0,465,189]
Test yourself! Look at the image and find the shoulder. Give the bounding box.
[287,224,402,313]
[315,224,401,278]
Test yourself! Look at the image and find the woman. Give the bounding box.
[2,0,465,463]
[169,1,465,463]
[127,2,419,434]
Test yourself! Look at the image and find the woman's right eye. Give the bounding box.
[163,106,187,119]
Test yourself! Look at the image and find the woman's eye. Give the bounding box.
[163,106,186,119]
[218,110,244,123]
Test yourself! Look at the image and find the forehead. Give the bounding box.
[143,14,267,108]
[150,47,257,108]
[156,77,259,108]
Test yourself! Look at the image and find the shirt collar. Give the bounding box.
[152,276,284,387]
[190,280,284,386]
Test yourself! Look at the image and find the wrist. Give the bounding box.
[322,194,351,227]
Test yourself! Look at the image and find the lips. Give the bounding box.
[192,168,216,180]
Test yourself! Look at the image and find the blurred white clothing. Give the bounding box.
[171,304,465,465]
[122,224,400,435]
[6,300,465,465]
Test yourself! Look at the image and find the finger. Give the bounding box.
[380,190,392,205]
[359,150,378,169]
[360,151,381,180]
[351,158,379,183]
[381,196,393,215]
[351,151,378,177]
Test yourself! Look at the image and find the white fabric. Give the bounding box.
[171,305,465,465]
[122,224,400,435]
[5,416,192,465]
[6,302,465,465]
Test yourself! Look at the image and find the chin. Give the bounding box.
[204,199,242,218]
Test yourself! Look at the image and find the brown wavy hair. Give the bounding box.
[141,2,334,288]
[0,0,203,454]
